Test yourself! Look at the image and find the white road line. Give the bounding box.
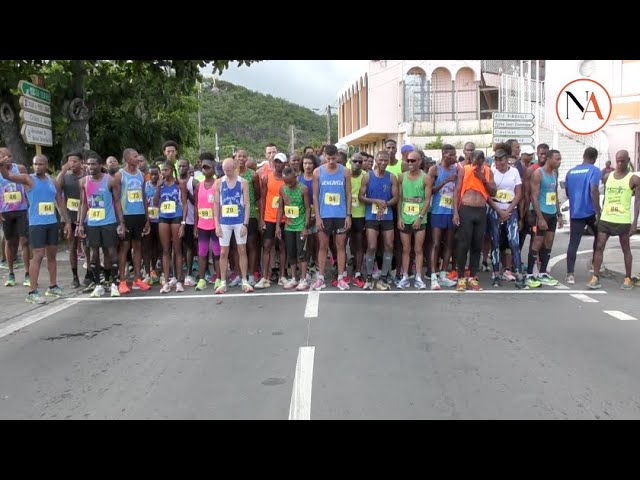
[304,290,320,318]
[604,310,638,321]
[555,282,570,289]
[548,249,592,272]
[0,299,80,340]
[288,346,315,420]
[570,294,599,303]
[72,289,609,301]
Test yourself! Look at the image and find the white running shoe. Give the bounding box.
[183,275,196,287]
[160,282,172,294]
[110,284,120,297]
[284,278,298,289]
[90,285,105,297]
[296,279,310,291]
[175,282,185,292]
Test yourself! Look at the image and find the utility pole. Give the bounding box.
[289,125,297,155]
[197,81,202,152]
[326,105,331,145]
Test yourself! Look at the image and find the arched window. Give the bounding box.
[404,67,427,121]
[431,67,452,120]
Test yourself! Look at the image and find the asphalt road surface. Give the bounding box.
[1,229,639,419]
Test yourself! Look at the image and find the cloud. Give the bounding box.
[209,60,369,110]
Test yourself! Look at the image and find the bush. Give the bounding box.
[424,135,444,150]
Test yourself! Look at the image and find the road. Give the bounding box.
[1,228,639,419]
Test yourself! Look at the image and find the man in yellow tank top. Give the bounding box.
[589,150,640,290]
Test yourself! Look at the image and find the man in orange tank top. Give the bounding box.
[452,150,496,291]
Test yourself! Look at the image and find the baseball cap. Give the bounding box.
[335,143,348,152]
[400,144,414,154]
[274,153,288,163]
[521,145,535,155]
[494,149,508,158]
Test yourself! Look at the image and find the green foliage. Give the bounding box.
[0,60,261,166]
[196,79,337,160]
[424,135,444,149]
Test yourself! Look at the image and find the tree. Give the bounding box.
[0,60,259,166]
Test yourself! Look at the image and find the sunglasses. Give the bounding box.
[201,164,213,170]
[351,160,363,164]
[407,159,418,163]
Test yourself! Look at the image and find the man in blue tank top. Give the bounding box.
[528,149,564,286]
[312,144,352,290]
[358,150,398,290]
[0,154,72,304]
[113,148,151,294]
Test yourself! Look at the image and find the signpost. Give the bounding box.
[18,79,52,152]
[492,112,534,147]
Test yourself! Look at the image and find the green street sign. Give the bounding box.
[18,80,51,104]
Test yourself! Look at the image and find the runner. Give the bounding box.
[178,158,197,286]
[276,167,311,290]
[486,149,525,288]
[154,161,188,293]
[0,147,31,288]
[193,158,220,291]
[237,149,262,286]
[77,154,126,298]
[348,152,367,288]
[359,150,398,290]
[143,165,161,285]
[564,147,601,285]
[0,154,72,304]
[453,150,497,291]
[113,148,151,294]
[57,151,85,288]
[213,158,253,294]
[256,152,288,289]
[429,145,459,289]
[589,150,640,289]
[528,149,563,286]
[312,144,352,290]
[396,150,431,289]
[298,152,318,280]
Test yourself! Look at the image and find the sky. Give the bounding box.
[207,60,369,110]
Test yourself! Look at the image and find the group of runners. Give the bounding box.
[1,137,638,304]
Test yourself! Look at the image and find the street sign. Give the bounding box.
[20,124,53,146]
[493,120,534,129]
[492,136,534,145]
[493,112,534,121]
[20,110,52,128]
[18,80,51,104]
[19,96,51,116]
[493,128,534,137]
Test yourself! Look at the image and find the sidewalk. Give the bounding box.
[0,249,83,327]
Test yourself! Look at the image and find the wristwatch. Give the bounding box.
[418,213,425,219]
[180,220,186,225]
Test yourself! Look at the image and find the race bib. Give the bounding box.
[351,194,360,208]
[371,203,388,215]
[161,201,176,214]
[127,190,143,203]
[3,191,22,204]
[495,190,514,203]
[324,193,340,206]
[66,198,80,212]
[403,203,420,216]
[545,192,557,205]
[271,196,280,209]
[198,208,213,219]
[605,204,626,215]
[89,208,105,221]
[222,204,239,217]
[38,202,55,215]
[439,195,453,208]
[285,205,299,218]
[148,207,159,220]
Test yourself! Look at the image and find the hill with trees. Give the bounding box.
[190,78,338,160]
